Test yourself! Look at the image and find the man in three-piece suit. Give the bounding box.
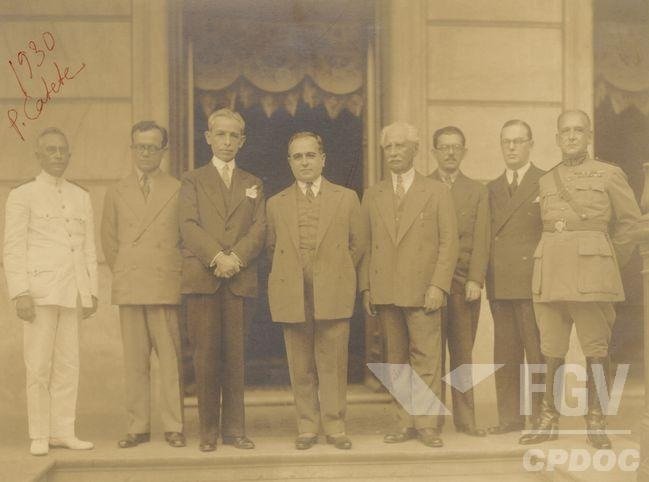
[361,121,458,448]
[486,119,545,435]
[266,132,366,451]
[180,108,265,452]
[429,126,490,438]
[101,121,185,449]
[4,127,98,456]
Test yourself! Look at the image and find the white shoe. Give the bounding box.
[49,437,94,450]
[30,438,49,456]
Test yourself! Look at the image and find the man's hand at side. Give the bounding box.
[16,294,35,322]
[424,285,445,313]
[82,296,98,319]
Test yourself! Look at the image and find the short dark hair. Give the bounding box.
[131,120,168,148]
[36,127,68,148]
[432,126,465,148]
[501,119,533,140]
[287,131,324,154]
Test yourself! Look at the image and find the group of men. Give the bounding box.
[4,107,640,457]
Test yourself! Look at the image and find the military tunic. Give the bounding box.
[532,158,640,357]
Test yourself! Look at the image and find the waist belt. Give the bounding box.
[543,219,608,233]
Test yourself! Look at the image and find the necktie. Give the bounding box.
[510,170,519,195]
[141,174,150,200]
[395,174,405,205]
[222,163,232,189]
[305,182,315,200]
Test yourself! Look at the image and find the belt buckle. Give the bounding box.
[554,219,566,232]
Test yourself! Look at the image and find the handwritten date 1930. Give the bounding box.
[6,32,86,142]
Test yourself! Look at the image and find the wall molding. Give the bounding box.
[427,99,562,108]
[426,19,562,30]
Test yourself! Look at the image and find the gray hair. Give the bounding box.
[36,127,68,149]
[207,108,246,134]
[380,121,419,146]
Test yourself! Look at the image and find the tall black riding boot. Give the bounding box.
[585,356,612,450]
[519,356,563,445]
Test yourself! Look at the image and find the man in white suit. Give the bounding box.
[3,127,98,456]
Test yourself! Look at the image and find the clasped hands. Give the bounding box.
[213,252,242,278]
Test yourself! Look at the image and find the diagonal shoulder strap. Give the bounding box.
[552,168,589,220]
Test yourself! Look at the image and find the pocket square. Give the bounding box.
[532,196,540,203]
[246,185,258,199]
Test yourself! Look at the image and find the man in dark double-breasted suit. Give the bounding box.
[486,119,545,435]
[179,108,265,452]
[429,126,489,438]
[266,132,366,451]
[102,121,185,449]
[361,121,458,449]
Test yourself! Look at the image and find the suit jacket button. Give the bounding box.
[522,256,528,261]
[132,241,137,246]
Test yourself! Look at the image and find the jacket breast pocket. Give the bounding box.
[574,179,608,211]
[577,236,620,294]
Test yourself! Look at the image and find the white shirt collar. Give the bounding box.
[505,162,531,184]
[211,155,236,173]
[297,176,322,197]
[391,167,415,194]
[134,167,159,182]
[37,170,64,187]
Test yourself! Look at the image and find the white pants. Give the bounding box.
[24,304,80,439]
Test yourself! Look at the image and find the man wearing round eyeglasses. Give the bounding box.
[520,110,640,449]
[101,121,186,449]
[4,127,98,455]
[429,126,490,438]
[486,120,545,437]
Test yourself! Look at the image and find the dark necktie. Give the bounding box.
[141,174,150,200]
[395,174,405,206]
[510,170,519,196]
[305,182,315,201]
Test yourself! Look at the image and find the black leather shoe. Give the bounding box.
[165,432,186,448]
[118,433,150,448]
[418,428,443,448]
[295,434,318,450]
[456,424,487,437]
[326,434,352,450]
[487,423,524,435]
[383,427,418,444]
[199,441,217,452]
[222,435,255,449]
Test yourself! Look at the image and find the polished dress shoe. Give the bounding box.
[455,424,487,437]
[295,434,318,450]
[118,433,150,449]
[487,423,524,435]
[418,428,443,448]
[326,434,352,450]
[199,441,217,452]
[222,435,255,449]
[50,437,94,450]
[383,427,418,444]
[165,432,186,448]
[30,438,49,456]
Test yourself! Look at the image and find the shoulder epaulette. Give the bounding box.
[11,178,36,190]
[593,157,617,167]
[68,180,89,192]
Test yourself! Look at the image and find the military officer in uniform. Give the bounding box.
[3,127,98,456]
[520,110,640,449]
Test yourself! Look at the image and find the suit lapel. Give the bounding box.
[279,184,300,253]
[396,173,431,245]
[375,179,397,245]
[197,164,227,220]
[225,168,248,221]
[315,179,343,252]
[133,173,178,242]
[493,166,539,234]
[115,172,147,222]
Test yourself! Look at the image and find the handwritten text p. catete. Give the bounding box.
[6,32,86,142]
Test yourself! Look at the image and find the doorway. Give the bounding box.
[593,0,649,368]
[177,0,376,386]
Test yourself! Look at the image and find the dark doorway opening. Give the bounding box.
[593,0,649,368]
[182,0,374,386]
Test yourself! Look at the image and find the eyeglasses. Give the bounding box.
[131,144,164,154]
[436,144,465,153]
[501,137,531,147]
[43,146,70,156]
